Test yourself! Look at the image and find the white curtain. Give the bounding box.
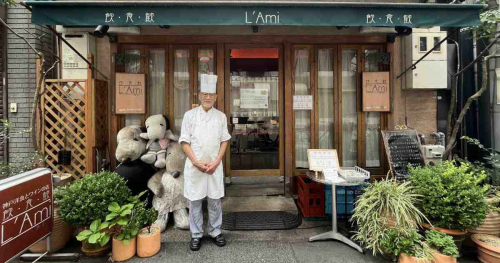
[124,50,142,126]
[342,50,358,167]
[173,49,190,134]
[318,49,334,150]
[294,49,310,168]
[364,50,381,167]
[149,49,165,116]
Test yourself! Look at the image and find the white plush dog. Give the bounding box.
[140,114,178,168]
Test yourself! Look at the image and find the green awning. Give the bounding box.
[24,1,485,27]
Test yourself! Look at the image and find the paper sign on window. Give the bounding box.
[293,95,313,110]
[115,73,146,114]
[362,72,390,112]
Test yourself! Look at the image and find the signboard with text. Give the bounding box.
[307,149,340,172]
[293,95,313,110]
[362,72,390,112]
[115,73,146,114]
[0,168,53,263]
[240,88,269,109]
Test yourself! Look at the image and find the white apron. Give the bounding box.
[183,108,225,201]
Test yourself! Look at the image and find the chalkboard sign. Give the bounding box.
[381,129,425,179]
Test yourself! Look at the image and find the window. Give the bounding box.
[294,48,312,168]
[364,49,382,168]
[173,49,191,134]
[318,48,335,150]
[149,49,166,115]
[341,49,358,167]
[433,37,441,52]
[419,37,427,52]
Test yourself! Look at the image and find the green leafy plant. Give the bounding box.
[381,228,432,261]
[57,171,131,227]
[425,230,459,258]
[461,136,500,186]
[143,208,158,234]
[76,219,111,249]
[350,178,428,256]
[409,161,489,231]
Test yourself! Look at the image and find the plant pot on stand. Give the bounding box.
[112,236,136,262]
[137,226,161,258]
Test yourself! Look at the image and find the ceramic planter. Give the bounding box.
[470,198,500,237]
[112,236,136,262]
[81,242,110,257]
[422,223,467,252]
[399,253,431,263]
[431,252,457,263]
[137,226,161,258]
[471,234,500,263]
[29,206,73,253]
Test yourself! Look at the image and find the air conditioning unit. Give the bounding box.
[403,27,447,89]
[61,33,96,79]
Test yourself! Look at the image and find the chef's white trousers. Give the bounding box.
[189,197,222,238]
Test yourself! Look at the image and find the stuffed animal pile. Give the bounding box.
[114,114,189,232]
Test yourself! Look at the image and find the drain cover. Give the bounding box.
[222,211,301,230]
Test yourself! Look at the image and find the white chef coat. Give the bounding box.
[179,106,231,201]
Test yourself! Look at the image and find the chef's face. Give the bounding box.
[199,92,217,109]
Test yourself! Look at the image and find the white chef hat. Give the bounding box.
[200,74,218,94]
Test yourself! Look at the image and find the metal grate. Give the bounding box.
[222,211,301,230]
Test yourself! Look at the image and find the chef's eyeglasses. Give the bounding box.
[200,93,217,98]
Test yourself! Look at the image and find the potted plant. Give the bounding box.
[381,228,432,263]
[470,186,500,237]
[409,161,489,250]
[136,207,160,258]
[350,178,429,256]
[471,234,500,262]
[75,219,111,257]
[56,171,131,256]
[425,230,459,263]
[29,186,73,253]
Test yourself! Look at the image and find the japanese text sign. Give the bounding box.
[363,72,390,112]
[115,73,146,114]
[0,168,53,263]
[293,95,313,110]
[307,149,340,172]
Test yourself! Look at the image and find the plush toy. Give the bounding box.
[140,114,178,169]
[148,142,189,232]
[115,125,157,207]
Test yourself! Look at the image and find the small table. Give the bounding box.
[306,171,364,253]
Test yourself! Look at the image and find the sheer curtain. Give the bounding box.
[364,50,381,167]
[149,49,165,116]
[125,50,142,126]
[294,49,310,168]
[342,50,358,166]
[318,49,334,150]
[173,49,190,134]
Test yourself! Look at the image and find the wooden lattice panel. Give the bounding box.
[42,80,87,179]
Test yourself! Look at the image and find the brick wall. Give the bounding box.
[6,2,54,165]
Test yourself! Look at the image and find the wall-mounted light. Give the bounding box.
[387,26,412,43]
[93,25,109,38]
[252,26,259,33]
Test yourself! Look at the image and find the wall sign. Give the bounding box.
[293,95,313,110]
[307,149,340,172]
[115,73,146,114]
[240,88,269,109]
[0,168,53,263]
[362,72,390,112]
[381,129,426,180]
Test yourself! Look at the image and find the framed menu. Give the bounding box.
[381,129,426,180]
[362,72,390,112]
[307,149,340,172]
[115,73,146,114]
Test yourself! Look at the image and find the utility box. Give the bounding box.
[403,27,447,89]
[422,145,445,165]
[61,33,96,79]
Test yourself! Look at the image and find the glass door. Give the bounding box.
[226,46,282,176]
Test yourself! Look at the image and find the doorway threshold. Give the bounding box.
[222,196,297,214]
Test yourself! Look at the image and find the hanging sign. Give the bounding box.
[381,129,426,180]
[0,168,53,263]
[362,72,390,112]
[307,149,340,172]
[115,73,146,114]
[240,88,269,109]
[293,95,313,110]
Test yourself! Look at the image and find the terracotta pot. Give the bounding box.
[112,236,136,262]
[29,206,73,253]
[471,234,500,263]
[470,211,500,237]
[431,252,457,263]
[137,226,161,258]
[81,242,110,257]
[399,253,431,263]
[422,223,467,252]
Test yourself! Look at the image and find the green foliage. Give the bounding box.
[461,136,500,186]
[57,171,131,227]
[381,228,432,261]
[0,0,17,7]
[144,208,158,233]
[350,178,428,256]
[76,219,111,249]
[409,161,489,231]
[425,230,459,258]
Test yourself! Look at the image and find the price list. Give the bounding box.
[382,130,425,179]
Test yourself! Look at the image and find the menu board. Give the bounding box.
[307,149,340,172]
[362,72,390,112]
[381,129,425,179]
[115,73,146,114]
[0,168,53,263]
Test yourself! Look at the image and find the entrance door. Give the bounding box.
[225,45,283,177]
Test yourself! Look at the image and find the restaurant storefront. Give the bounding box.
[24,1,484,194]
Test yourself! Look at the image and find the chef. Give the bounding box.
[179,74,231,251]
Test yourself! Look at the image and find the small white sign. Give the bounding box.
[293,95,313,110]
[307,149,340,172]
[232,118,239,124]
